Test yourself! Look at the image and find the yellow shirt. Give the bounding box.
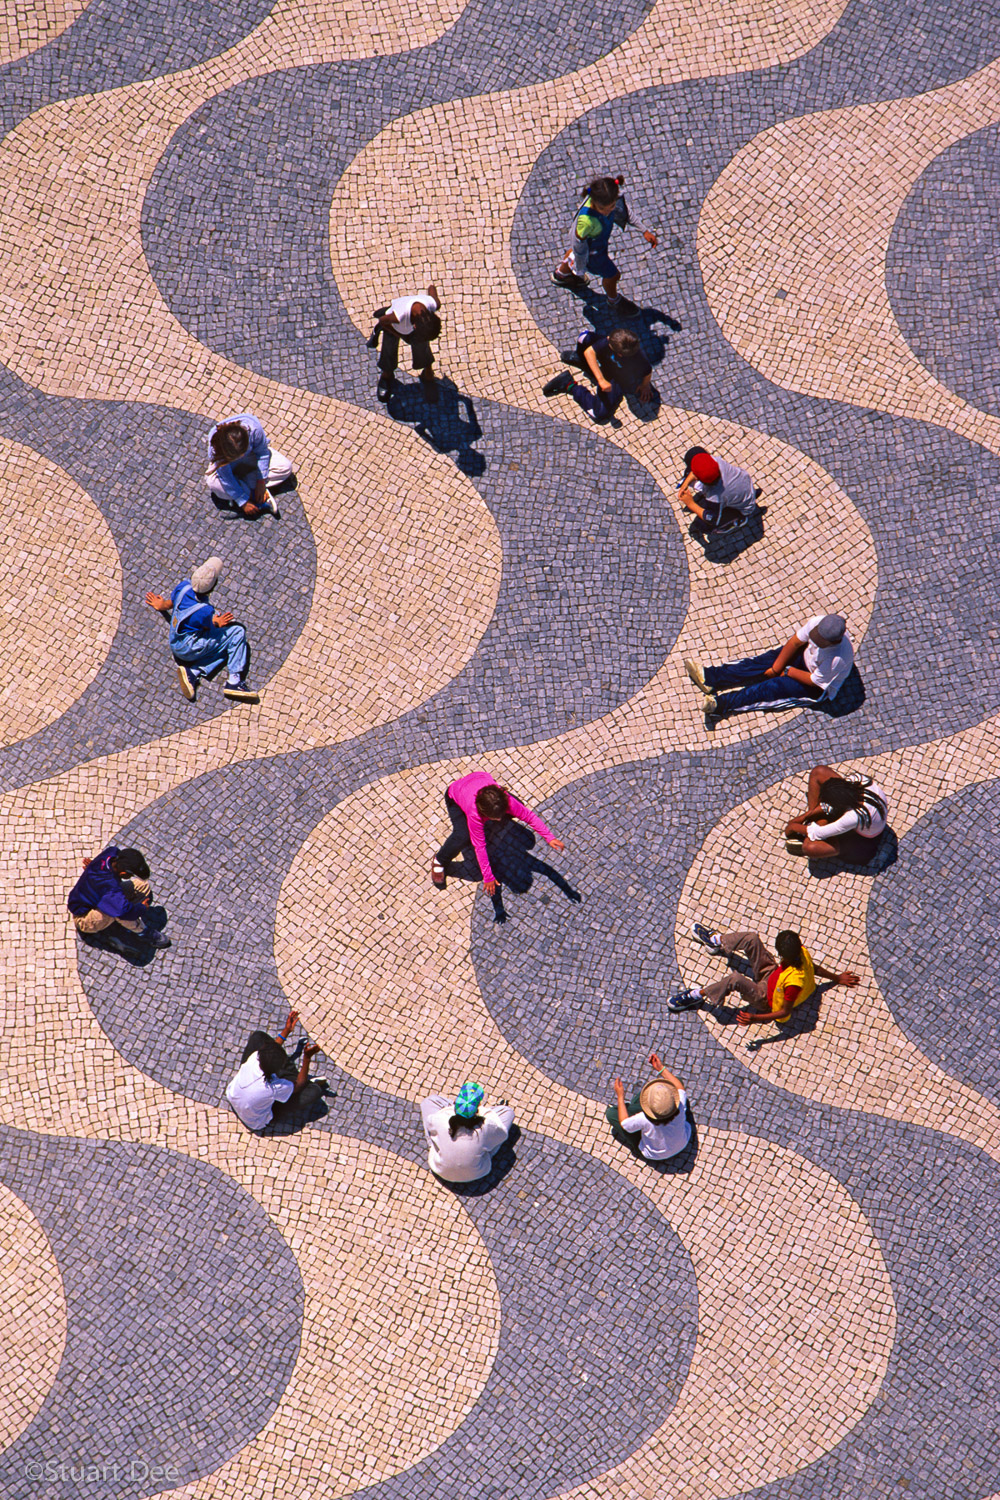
[771,946,815,1022]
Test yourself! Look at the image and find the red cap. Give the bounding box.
[690,452,721,484]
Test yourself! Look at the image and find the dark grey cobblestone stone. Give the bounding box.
[867,777,1000,1110]
[887,119,1000,419]
[0,1127,303,1498]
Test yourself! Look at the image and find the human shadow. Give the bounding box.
[812,666,866,719]
[435,1124,521,1195]
[385,376,486,477]
[741,987,829,1052]
[74,903,170,967]
[442,823,583,924]
[687,506,767,563]
[806,827,899,878]
[574,298,682,364]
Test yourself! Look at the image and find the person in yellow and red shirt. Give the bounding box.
[668,926,858,1019]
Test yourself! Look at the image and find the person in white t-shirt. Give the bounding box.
[683,613,854,726]
[607,1055,692,1162]
[785,765,888,862]
[419,1082,515,1184]
[226,1010,321,1131]
[369,284,442,404]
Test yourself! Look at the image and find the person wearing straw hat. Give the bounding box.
[145,557,259,703]
[607,1054,691,1161]
[419,1082,515,1183]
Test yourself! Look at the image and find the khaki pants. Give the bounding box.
[72,877,151,935]
[701,930,776,1007]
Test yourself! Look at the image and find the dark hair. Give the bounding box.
[254,1035,292,1080]
[580,175,623,206]
[608,328,640,356]
[412,308,441,341]
[821,776,887,824]
[210,420,249,466]
[448,1113,484,1139]
[114,848,150,881]
[775,930,804,968]
[475,784,511,821]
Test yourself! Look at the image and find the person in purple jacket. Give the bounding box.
[67,846,171,949]
[430,771,565,893]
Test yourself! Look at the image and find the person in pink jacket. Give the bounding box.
[430,771,565,894]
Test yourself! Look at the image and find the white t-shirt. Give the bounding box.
[388,292,439,337]
[226,1053,295,1129]
[421,1097,514,1183]
[621,1090,691,1160]
[796,617,854,698]
[692,457,757,517]
[807,780,887,841]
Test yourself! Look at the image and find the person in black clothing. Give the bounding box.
[542,327,654,421]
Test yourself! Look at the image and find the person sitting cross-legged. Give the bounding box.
[67,845,170,950]
[683,612,853,727]
[668,925,859,1023]
[145,556,259,704]
[205,413,293,519]
[226,1010,323,1131]
[606,1054,691,1161]
[420,1083,515,1184]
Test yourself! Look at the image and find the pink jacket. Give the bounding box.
[447,771,553,885]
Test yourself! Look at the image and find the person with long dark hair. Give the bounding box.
[668,925,859,1023]
[205,413,293,519]
[430,770,565,895]
[419,1082,514,1183]
[552,174,657,319]
[784,765,888,861]
[226,1010,321,1131]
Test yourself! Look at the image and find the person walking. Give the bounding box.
[668,924,859,1021]
[369,283,441,404]
[145,556,259,703]
[430,771,565,894]
[784,766,888,861]
[542,326,655,422]
[419,1082,514,1183]
[606,1053,691,1161]
[683,613,854,726]
[552,175,657,318]
[205,414,293,519]
[676,448,759,535]
[67,845,170,949]
[226,1009,323,1130]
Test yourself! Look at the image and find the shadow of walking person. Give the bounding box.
[385,376,486,476]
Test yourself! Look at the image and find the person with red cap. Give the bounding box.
[677,447,759,534]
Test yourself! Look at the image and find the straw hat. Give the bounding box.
[638,1077,680,1123]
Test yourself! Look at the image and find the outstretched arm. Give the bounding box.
[145,592,171,615]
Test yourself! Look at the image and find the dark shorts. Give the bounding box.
[584,245,619,278]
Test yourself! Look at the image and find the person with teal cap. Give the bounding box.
[419,1082,515,1183]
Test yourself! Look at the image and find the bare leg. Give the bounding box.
[602,273,621,300]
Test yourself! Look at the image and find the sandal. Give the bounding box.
[431,858,447,887]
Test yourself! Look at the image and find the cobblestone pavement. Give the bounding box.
[0,0,998,1495]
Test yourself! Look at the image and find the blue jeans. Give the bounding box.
[171,623,249,680]
[704,648,822,715]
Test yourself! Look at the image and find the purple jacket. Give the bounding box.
[67,846,148,923]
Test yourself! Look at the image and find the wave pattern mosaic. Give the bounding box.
[0,0,998,1495]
